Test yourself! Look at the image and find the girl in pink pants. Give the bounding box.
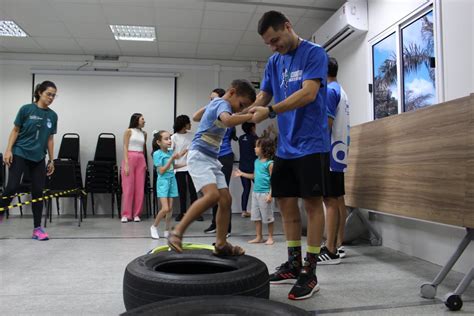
[121,113,147,222]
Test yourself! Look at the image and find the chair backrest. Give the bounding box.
[58,133,80,162]
[47,160,80,191]
[94,133,116,162]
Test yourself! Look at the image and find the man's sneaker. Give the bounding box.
[150,226,160,239]
[133,216,141,222]
[121,216,128,223]
[288,265,320,300]
[269,262,300,284]
[204,225,216,234]
[32,227,49,241]
[175,213,184,221]
[317,247,341,265]
[337,246,346,258]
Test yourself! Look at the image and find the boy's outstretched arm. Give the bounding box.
[219,112,253,128]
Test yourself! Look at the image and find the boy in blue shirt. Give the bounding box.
[250,11,330,300]
[167,79,256,256]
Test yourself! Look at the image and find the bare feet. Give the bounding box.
[248,237,264,244]
[265,238,274,245]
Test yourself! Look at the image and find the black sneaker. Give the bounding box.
[197,215,204,222]
[337,246,346,258]
[288,265,320,300]
[175,213,184,221]
[269,262,300,284]
[204,225,216,234]
[317,246,341,265]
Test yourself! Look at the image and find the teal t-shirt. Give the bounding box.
[12,103,58,162]
[153,149,175,179]
[253,159,273,193]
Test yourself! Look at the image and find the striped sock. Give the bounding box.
[287,240,302,271]
[306,245,321,273]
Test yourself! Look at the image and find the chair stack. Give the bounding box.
[85,133,120,217]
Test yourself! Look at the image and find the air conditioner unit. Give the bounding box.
[311,0,367,52]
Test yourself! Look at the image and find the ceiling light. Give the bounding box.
[0,20,28,37]
[109,25,156,41]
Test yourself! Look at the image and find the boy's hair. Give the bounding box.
[258,11,290,36]
[152,130,167,154]
[212,88,226,97]
[128,113,142,129]
[257,137,275,159]
[230,79,256,103]
[328,57,338,77]
[173,114,190,133]
[242,122,255,134]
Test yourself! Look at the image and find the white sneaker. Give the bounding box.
[150,226,160,239]
[121,216,128,223]
[133,216,141,222]
[164,230,169,238]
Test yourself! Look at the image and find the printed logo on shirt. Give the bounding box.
[47,118,52,129]
[29,115,43,121]
[288,70,303,82]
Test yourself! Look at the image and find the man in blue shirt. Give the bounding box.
[250,11,330,300]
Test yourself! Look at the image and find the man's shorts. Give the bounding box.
[156,177,178,198]
[271,152,330,198]
[251,192,274,224]
[324,171,345,198]
[187,150,227,192]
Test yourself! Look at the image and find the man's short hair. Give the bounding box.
[328,57,338,77]
[258,11,290,36]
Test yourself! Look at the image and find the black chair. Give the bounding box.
[0,153,5,195]
[85,133,120,217]
[55,133,84,216]
[44,159,84,227]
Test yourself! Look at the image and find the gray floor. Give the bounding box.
[0,212,472,316]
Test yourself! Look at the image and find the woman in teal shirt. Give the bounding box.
[0,81,58,241]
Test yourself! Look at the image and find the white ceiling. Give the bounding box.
[0,0,345,61]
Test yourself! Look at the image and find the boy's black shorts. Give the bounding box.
[271,152,329,198]
[324,171,345,198]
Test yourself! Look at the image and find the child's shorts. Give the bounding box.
[251,192,274,224]
[187,150,227,192]
[156,177,178,198]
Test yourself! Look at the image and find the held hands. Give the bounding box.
[233,168,243,177]
[249,106,269,123]
[3,150,13,167]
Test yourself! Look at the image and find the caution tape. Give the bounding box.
[0,188,84,212]
[1,192,31,200]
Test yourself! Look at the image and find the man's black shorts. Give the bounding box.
[325,171,345,198]
[271,152,329,198]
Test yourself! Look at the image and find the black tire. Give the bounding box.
[122,295,310,316]
[123,250,269,311]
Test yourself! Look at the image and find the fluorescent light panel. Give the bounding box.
[0,20,28,37]
[109,25,156,41]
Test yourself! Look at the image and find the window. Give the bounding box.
[370,3,439,120]
[373,33,399,119]
[402,11,436,112]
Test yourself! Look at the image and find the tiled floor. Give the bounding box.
[0,212,472,315]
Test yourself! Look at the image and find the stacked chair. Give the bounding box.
[45,133,85,227]
[85,133,120,218]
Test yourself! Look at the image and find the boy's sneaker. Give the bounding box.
[150,226,160,239]
[317,246,341,265]
[121,216,128,223]
[204,224,216,234]
[32,227,49,241]
[288,264,320,300]
[337,246,346,258]
[269,261,300,284]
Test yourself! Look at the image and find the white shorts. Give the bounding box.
[251,192,274,224]
[187,150,227,192]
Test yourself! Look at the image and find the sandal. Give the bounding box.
[167,230,183,253]
[213,242,245,257]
